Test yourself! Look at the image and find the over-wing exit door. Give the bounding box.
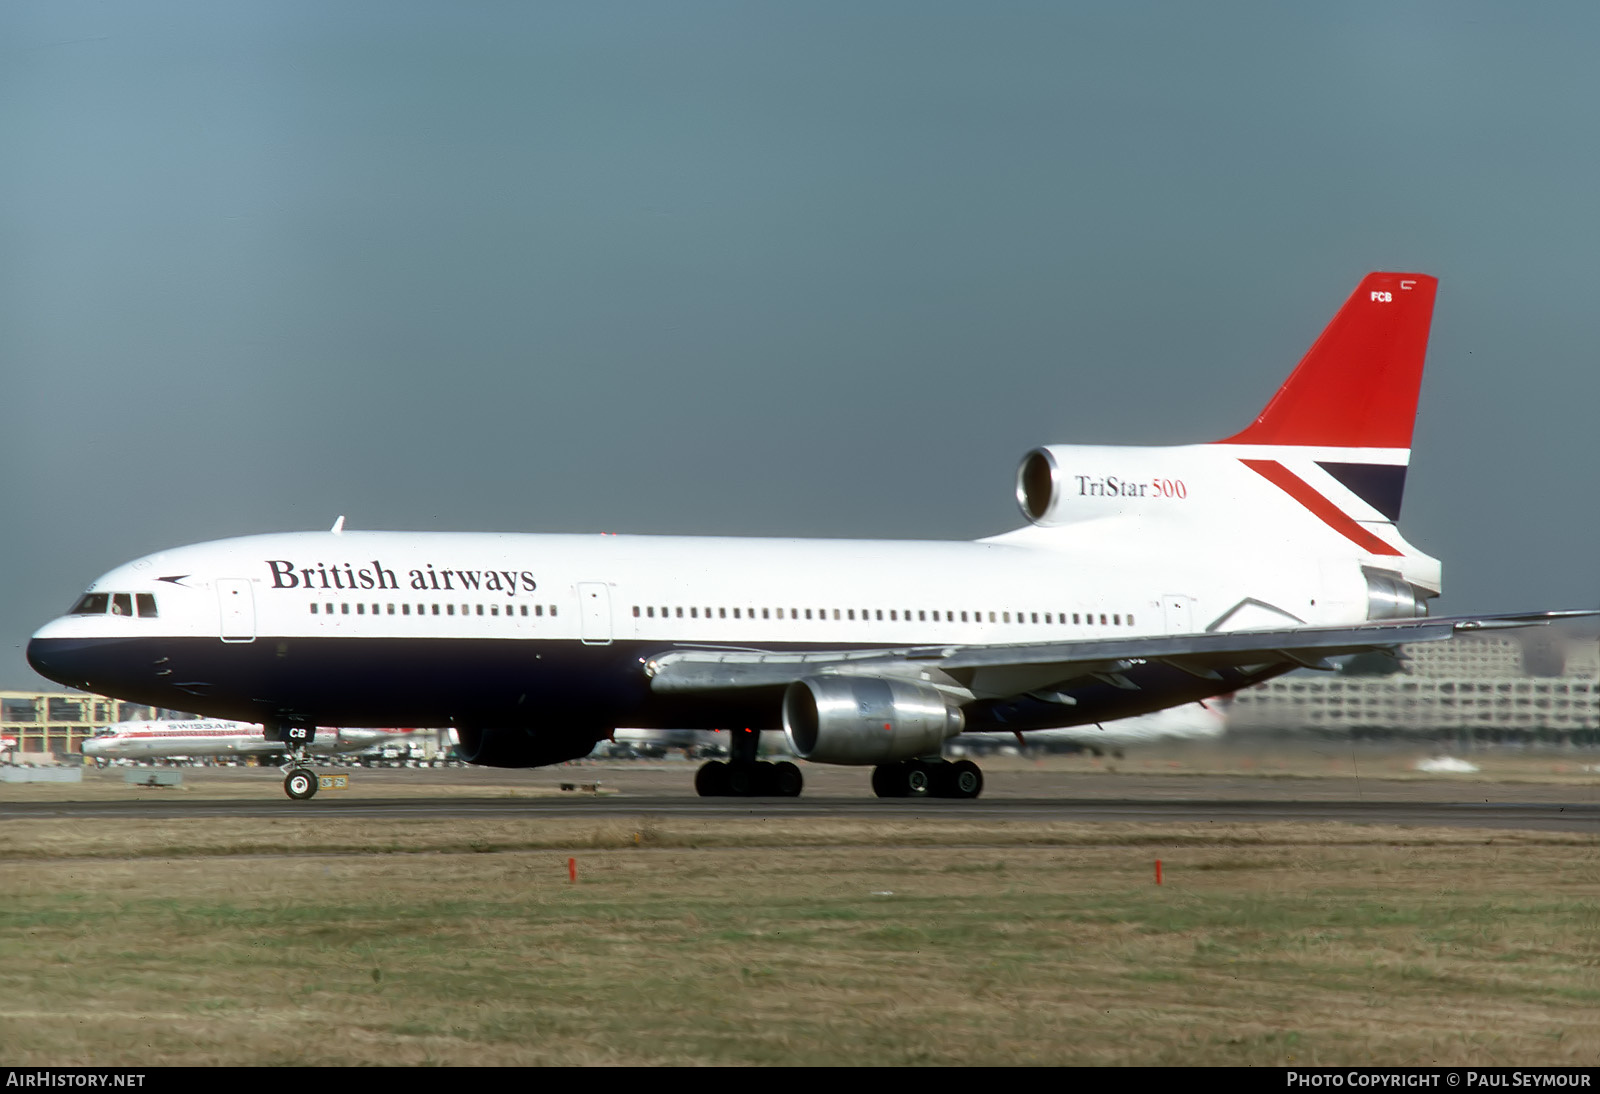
[1162,595,1194,635]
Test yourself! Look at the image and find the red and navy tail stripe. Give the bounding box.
[1241,459,1402,556]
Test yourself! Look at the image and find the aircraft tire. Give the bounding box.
[871,762,909,798]
[772,761,803,798]
[948,760,983,799]
[695,760,729,797]
[725,761,759,796]
[284,769,318,801]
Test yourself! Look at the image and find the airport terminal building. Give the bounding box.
[1,691,161,756]
[1227,632,1600,744]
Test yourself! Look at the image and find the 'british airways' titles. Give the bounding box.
[266,560,537,597]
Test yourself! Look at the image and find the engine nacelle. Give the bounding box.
[453,726,600,768]
[1015,444,1198,527]
[1363,567,1431,620]
[782,676,964,766]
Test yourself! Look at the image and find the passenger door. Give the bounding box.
[578,583,612,645]
[217,579,256,643]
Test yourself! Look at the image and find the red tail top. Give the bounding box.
[1219,272,1438,448]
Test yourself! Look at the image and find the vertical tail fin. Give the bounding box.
[1003,272,1441,595]
[1219,272,1438,449]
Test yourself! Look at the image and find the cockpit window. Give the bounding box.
[67,592,156,617]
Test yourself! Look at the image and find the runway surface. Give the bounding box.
[5,760,1598,832]
[4,795,1598,831]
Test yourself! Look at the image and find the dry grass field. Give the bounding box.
[2,811,1597,1066]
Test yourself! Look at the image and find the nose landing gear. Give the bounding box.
[272,722,320,801]
[283,767,318,800]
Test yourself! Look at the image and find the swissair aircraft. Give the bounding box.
[27,272,1590,801]
[961,700,1228,753]
[81,719,401,763]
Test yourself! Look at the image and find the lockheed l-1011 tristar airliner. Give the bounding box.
[29,273,1590,799]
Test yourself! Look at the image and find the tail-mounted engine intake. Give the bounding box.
[1016,447,1064,524]
[1363,567,1431,620]
[1014,444,1198,527]
[782,676,965,765]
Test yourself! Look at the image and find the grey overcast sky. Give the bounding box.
[3,3,1597,687]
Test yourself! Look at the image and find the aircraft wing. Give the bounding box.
[645,609,1596,701]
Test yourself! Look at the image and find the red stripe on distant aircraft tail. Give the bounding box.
[1241,459,1403,556]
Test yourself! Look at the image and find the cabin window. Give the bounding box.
[387,604,395,615]
[1031,613,1038,624]
[633,606,640,617]
[431,604,439,615]
[341,603,350,615]
[549,605,557,617]
[403,604,411,615]
[447,604,455,616]
[536,605,544,616]
[491,605,498,616]
[520,605,528,616]
[308,603,318,615]
[357,603,365,615]
[1113,614,1120,625]
[1099,614,1107,625]
[136,594,158,618]
[762,608,770,619]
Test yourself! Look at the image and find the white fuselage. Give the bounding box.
[28,521,1391,751]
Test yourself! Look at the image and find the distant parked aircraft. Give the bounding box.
[81,719,400,761]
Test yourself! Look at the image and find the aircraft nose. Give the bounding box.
[27,635,81,689]
[27,633,121,693]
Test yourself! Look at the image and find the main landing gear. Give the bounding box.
[871,758,983,799]
[695,727,804,797]
[695,759,803,797]
[272,722,319,801]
